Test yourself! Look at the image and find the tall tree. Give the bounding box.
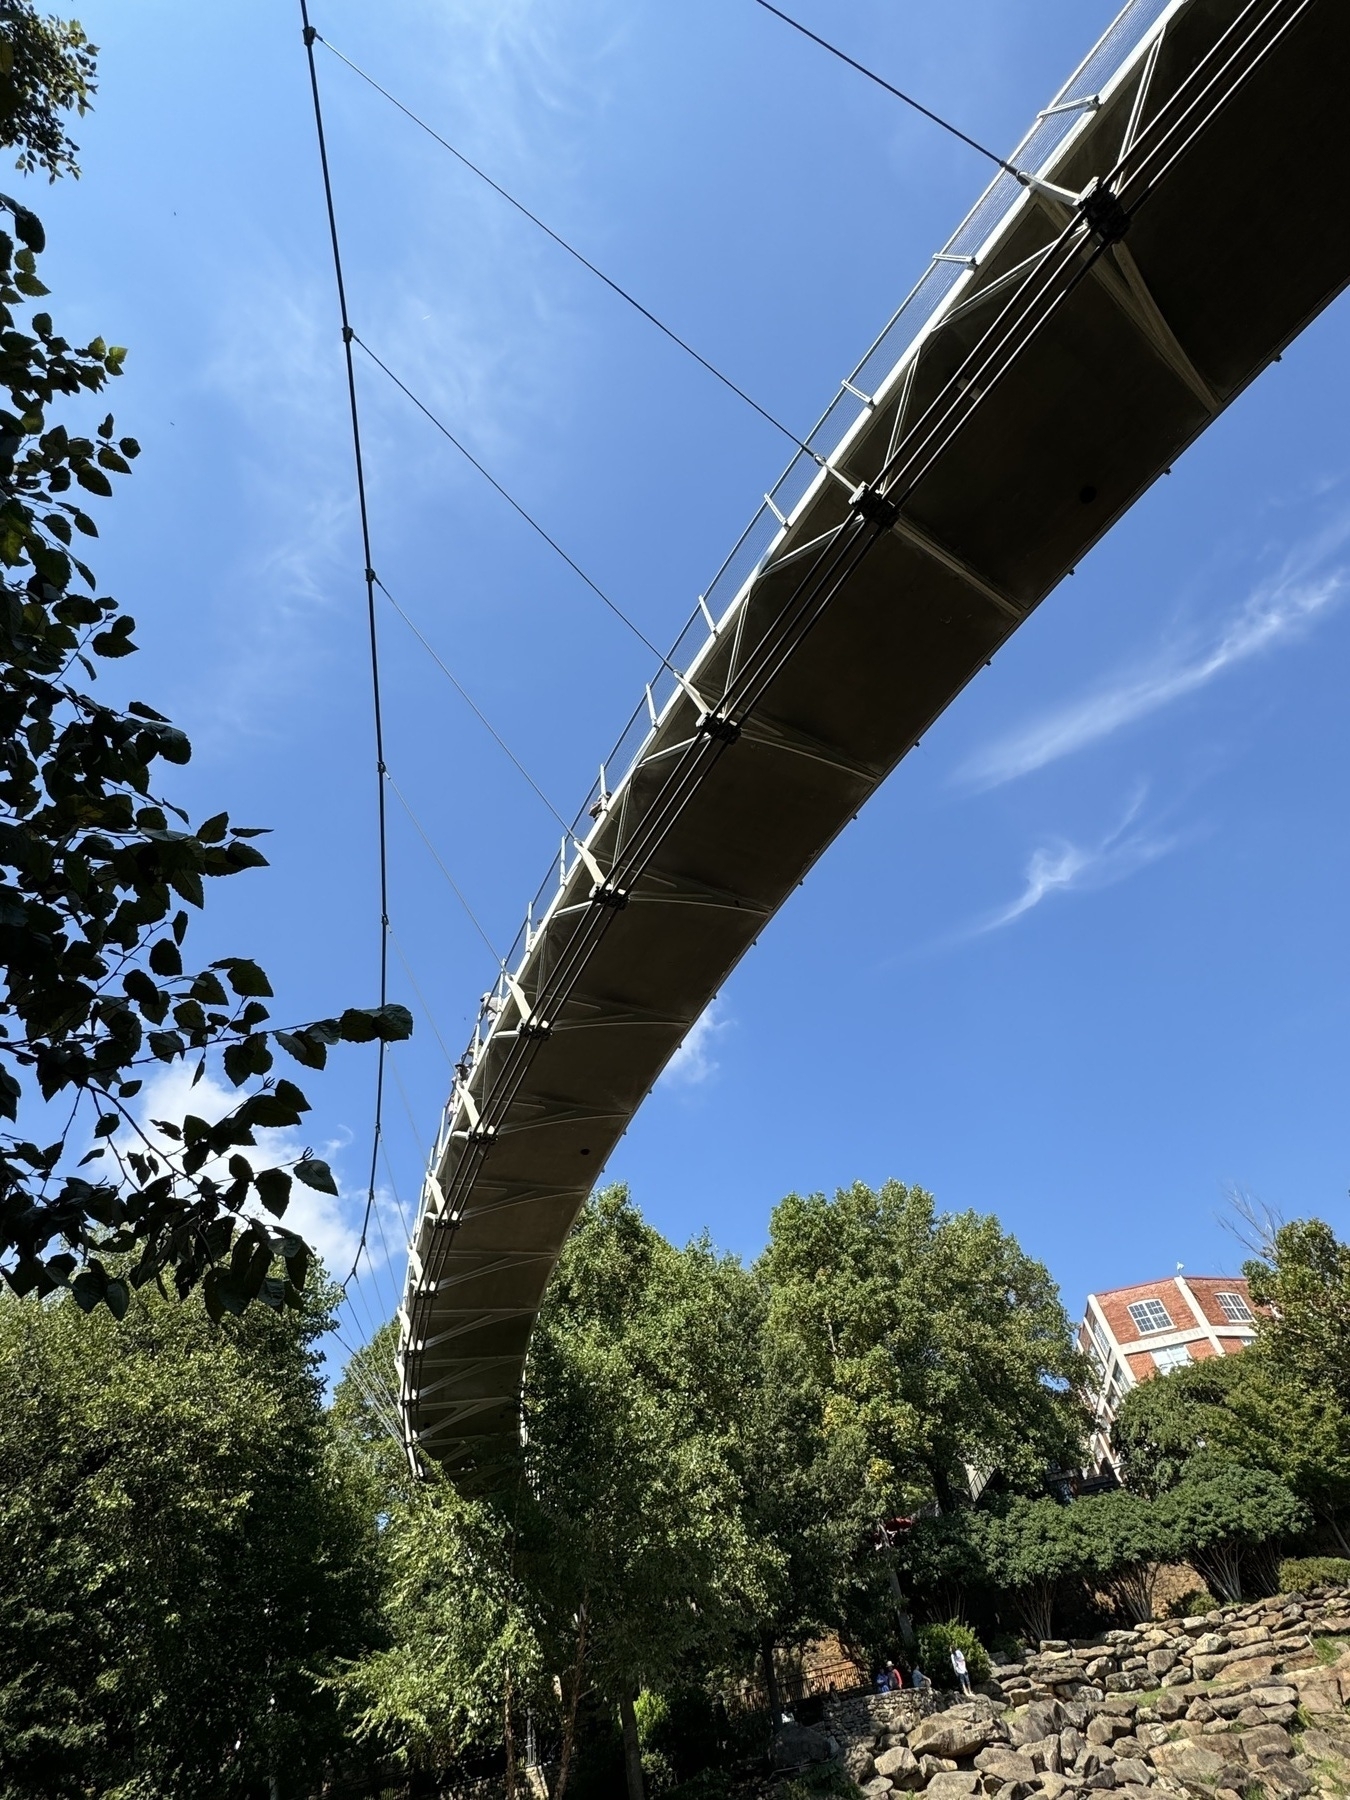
[1245,1217,1350,1408]
[341,1190,775,1800]
[761,1181,1088,1512]
[0,1,411,1314]
[1112,1302,1350,1550]
[0,1274,380,1798]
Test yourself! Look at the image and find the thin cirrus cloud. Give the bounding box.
[660,998,732,1088]
[976,787,1179,935]
[958,520,1349,791]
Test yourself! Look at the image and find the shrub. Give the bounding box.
[915,1621,991,1689]
[1163,1587,1218,1618]
[1280,1557,1350,1592]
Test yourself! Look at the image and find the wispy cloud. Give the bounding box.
[960,522,1350,790]
[661,999,731,1088]
[976,787,1179,934]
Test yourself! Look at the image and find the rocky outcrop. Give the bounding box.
[822,1582,1350,1800]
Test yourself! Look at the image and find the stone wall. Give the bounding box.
[818,1583,1350,1800]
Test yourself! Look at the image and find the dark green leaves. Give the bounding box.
[213,957,273,999]
[293,1157,338,1197]
[0,211,412,1319]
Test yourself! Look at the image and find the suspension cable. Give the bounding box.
[314,28,814,455]
[354,335,674,671]
[749,0,1028,182]
[376,578,572,834]
[388,925,456,1071]
[383,767,505,967]
[299,2,390,1297]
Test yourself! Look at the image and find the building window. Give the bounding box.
[1152,1343,1192,1375]
[1217,1291,1254,1323]
[1127,1298,1174,1334]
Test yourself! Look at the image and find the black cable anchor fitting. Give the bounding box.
[698,709,742,744]
[589,880,630,910]
[1078,178,1131,246]
[849,481,902,532]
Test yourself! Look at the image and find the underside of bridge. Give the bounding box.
[398,0,1350,1473]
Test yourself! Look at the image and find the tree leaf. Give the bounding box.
[293,1156,338,1196]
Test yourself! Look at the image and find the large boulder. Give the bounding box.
[769,1723,833,1770]
[1021,1736,1061,1773]
[1111,1759,1152,1788]
[1237,1725,1294,1763]
[910,1716,997,1761]
[925,1774,982,1800]
[875,1745,922,1789]
[1253,1759,1312,1798]
[1006,1705,1060,1748]
[921,1756,959,1781]
[1147,1740,1225,1792]
[845,1745,879,1784]
[974,1748,1038,1784]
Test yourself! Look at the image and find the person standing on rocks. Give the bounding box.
[950,1646,972,1695]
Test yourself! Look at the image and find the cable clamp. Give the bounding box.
[504,971,551,1039]
[574,838,629,910]
[849,482,901,532]
[302,24,317,46]
[698,709,741,744]
[1078,177,1130,246]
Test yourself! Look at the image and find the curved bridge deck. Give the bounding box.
[399,0,1350,1470]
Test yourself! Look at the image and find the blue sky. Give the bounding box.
[33,0,1349,1355]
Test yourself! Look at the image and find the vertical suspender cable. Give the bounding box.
[299,0,391,1295]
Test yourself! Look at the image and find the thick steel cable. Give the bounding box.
[299,2,390,1297]
[314,30,814,456]
[376,578,572,833]
[749,0,1027,180]
[354,336,674,672]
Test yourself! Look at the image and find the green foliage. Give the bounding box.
[1246,1219,1350,1410]
[761,1181,1089,1514]
[975,1497,1089,1643]
[914,1620,990,1689]
[0,1,95,179]
[0,131,411,1308]
[1111,1326,1350,1562]
[1162,1587,1217,1618]
[342,1190,777,1785]
[1074,1486,1180,1623]
[336,1473,542,1767]
[0,1275,379,1798]
[521,1190,777,1704]
[1282,1558,1350,1591]
[1160,1464,1309,1602]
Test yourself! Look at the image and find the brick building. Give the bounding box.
[1079,1273,1259,1472]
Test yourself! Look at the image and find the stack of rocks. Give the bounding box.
[820,1583,1350,1800]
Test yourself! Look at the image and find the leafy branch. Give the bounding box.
[0,200,411,1316]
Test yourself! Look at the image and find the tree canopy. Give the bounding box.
[0,1274,379,1799]
[761,1180,1089,1511]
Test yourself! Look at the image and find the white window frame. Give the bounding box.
[1128,1297,1174,1334]
[1151,1343,1192,1374]
[1217,1291,1253,1323]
